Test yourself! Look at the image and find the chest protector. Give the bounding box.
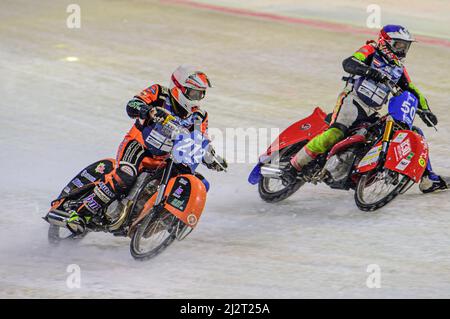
[354,52,404,109]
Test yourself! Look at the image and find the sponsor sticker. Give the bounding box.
[399,139,411,157]
[169,198,184,210]
[84,193,101,211]
[406,152,415,160]
[371,94,384,105]
[187,214,198,226]
[375,88,387,98]
[173,186,184,198]
[94,187,110,203]
[120,165,134,176]
[150,128,167,142]
[392,132,408,144]
[145,128,173,152]
[358,145,382,168]
[71,178,84,188]
[98,182,115,197]
[81,170,97,183]
[300,123,311,131]
[358,85,373,98]
[95,162,106,174]
[146,135,162,148]
[361,79,377,91]
[395,158,411,171]
[418,157,427,167]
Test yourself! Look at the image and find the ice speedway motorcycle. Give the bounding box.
[249,79,432,211]
[44,115,226,260]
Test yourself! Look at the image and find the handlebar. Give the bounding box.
[381,77,402,96]
[342,73,436,130]
[381,78,428,118]
[152,108,228,169]
[152,110,190,140]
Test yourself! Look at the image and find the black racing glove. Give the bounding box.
[419,110,438,127]
[207,155,227,172]
[138,105,151,119]
[126,98,153,120]
[203,147,227,172]
[149,106,171,123]
[365,68,385,82]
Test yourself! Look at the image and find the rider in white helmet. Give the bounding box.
[169,64,211,118]
[66,65,226,233]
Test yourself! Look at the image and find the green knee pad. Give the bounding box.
[306,128,345,155]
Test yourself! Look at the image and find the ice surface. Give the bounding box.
[183,0,450,39]
[0,0,449,298]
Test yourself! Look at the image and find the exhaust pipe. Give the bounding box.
[44,209,71,227]
[260,164,283,179]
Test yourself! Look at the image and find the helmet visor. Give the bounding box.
[391,39,411,58]
[185,88,206,101]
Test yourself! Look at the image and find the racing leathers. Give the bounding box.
[75,84,222,219]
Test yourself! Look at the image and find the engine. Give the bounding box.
[323,149,356,183]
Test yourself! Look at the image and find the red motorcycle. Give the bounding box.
[248,81,429,211]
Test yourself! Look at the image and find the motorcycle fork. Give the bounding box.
[379,118,394,163]
[154,159,174,206]
[370,119,401,185]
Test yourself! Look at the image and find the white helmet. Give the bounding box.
[169,64,211,118]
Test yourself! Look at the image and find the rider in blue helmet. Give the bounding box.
[285,25,447,193]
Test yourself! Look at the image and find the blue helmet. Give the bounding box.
[378,25,416,61]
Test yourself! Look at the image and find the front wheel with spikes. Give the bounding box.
[129,207,177,261]
[354,168,410,212]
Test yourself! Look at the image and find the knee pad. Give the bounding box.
[114,162,138,192]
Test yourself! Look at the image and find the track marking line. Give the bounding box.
[162,0,450,48]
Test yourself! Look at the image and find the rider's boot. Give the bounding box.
[282,162,300,185]
[66,210,88,235]
[67,181,118,234]
[418,157,448,194]
[282,148,317,184]
[284,127,345,184]
[66,163,137,234]
[419,172,448,194]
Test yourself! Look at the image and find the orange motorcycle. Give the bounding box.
[45,117,226,260]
